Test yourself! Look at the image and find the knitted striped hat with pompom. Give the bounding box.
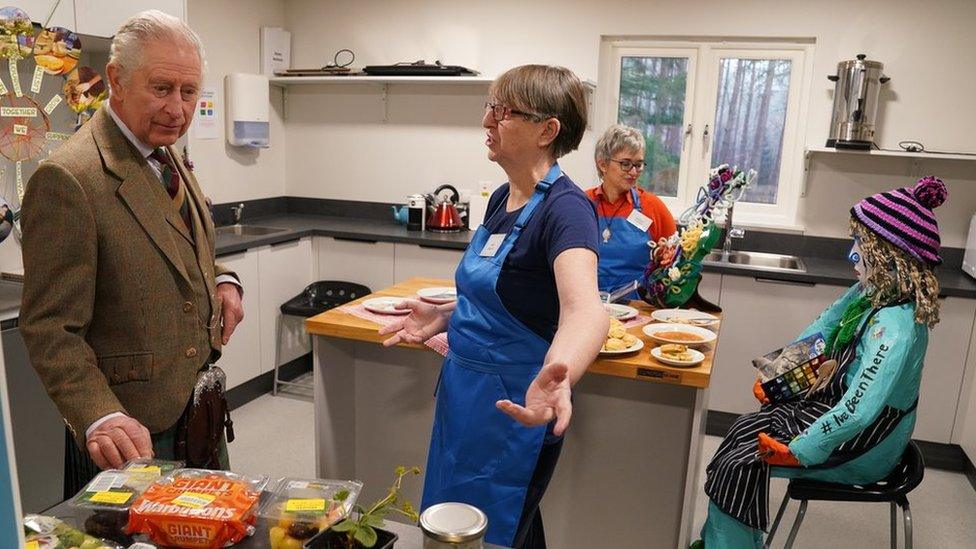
[850,176,948,266]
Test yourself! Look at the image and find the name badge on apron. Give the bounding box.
[480,233,506,257]
[626,209,653,232]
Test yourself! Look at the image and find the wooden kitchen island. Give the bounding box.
[306,278,721,549]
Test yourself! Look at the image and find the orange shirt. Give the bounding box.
[585,185,677,244]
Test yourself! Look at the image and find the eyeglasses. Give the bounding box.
[610,158,646,172]
[485,102,540,122]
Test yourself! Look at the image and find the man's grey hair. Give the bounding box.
[109,10,205,81]
[594,124,646,177]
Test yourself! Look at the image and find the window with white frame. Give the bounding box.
[603,39,813,228]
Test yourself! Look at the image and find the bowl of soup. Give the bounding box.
[642,323,717,347]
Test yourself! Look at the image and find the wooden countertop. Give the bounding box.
[306,277,719,389]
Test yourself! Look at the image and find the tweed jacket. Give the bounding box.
[20,108,232,449]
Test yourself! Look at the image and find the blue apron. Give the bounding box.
[597,187,650,298]
[421,164,561,547]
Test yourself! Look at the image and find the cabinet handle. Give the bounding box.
[754,277,816,287]
[333,236,379,244]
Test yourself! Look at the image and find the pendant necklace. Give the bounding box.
[600,189,629,243]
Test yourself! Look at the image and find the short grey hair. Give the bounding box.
[109,10,205,81]
[594,124,645,177]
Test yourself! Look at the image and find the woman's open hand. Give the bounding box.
[378,299,450,346]
[496,362,573,436]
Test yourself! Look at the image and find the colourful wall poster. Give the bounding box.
[192,87,218,140]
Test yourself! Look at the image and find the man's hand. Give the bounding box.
[86,415,153,469]
[496,363,573,436]
[216,282,244,345]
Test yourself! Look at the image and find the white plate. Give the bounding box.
[362,297,410,315]
[642,323,717,346]
[605,303,639,321]
[417,286,457,304]
[651,308,719,327]
[651,346,705,367]
[600,338,644,355]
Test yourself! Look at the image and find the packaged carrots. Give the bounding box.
[126,469,268,549]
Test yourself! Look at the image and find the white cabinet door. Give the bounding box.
[18,0,74,28]
[916,297,975,442]
[216,249,261,389]
[74,0,184,37]
[257,238,315,372]
[954,311,976,459]
[709,275,840,415]
[393,243,463,282]
[316,237,395,293]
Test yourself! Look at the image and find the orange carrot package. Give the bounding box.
[126,469,268,549]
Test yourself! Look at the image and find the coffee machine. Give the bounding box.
[826,54,890,150]
[406,194,426,231]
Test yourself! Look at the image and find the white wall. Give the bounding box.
[282,0,976,246]
[187,0,287,204]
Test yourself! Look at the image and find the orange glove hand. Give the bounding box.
[757,432,800,466]
[753,379,770,405]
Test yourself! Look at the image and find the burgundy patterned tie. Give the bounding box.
[149,148,191,230]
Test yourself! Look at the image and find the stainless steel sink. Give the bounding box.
[703,250,807,273]
[216,224,288,237]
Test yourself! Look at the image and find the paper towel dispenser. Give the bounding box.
[225,73,270,148]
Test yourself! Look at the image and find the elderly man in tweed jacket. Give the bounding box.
[20,10,244,495]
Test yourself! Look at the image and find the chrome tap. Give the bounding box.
[231,203,245,225]
[721,201,745,256]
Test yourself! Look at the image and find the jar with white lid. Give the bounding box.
[419,502,488,548]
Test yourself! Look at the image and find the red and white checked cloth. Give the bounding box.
[337,303,449,357]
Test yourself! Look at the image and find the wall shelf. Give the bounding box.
[269,75,597,125]
[269,75,496,87]
[805,146,976,162]
[802,145,976,196]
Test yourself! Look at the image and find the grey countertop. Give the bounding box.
[220,213,976,299]
[2,213,974,327]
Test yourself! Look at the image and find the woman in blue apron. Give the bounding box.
[381,65,607,548]
[695,176,948,548]
[586,125,676,299]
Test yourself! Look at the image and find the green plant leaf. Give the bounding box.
[365,514,386,528]
[334,489,350,502]
[331,519,356,532]
[354,524,378,548]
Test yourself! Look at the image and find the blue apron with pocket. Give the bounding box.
[597,187,650,298]
[421,164,561,546]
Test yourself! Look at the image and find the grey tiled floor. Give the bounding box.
[229,392,976,548]
[691,435,976,548]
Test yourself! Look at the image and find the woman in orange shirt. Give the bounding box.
[586,124,676,297]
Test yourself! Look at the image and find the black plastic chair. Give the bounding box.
[275,281,372,395]
[765,441,924,549]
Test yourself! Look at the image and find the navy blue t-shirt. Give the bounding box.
[482,174,600,342]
